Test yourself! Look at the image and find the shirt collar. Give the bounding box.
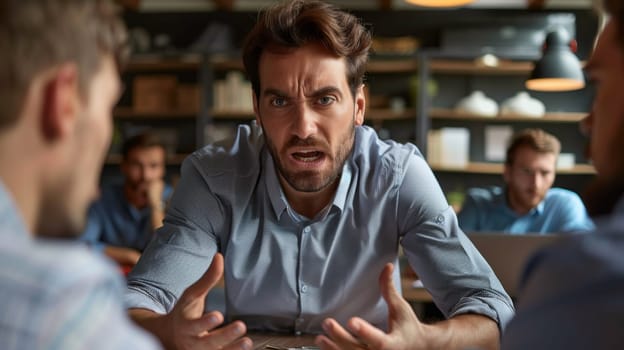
[499,187,544,217]
[264,149,352,221]
[0,180,31,242]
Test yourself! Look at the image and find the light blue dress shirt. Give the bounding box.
[458,186,595,234]
[81,183,173,252]
[502,196,624,349]
[0,181,159,349]
[126,123,514,334]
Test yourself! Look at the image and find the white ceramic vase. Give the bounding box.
[500,92,545,118]
[454,90,499,117]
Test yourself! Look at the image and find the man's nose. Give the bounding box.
[291,102,317,140]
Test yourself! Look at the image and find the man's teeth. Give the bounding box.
[293,151,321,162]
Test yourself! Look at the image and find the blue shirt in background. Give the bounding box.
[457,186,594,234]
[81,183,173,252]
[126,123,514,334]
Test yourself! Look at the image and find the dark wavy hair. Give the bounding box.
[242,0,372,100]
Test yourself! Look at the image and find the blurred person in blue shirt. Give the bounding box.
[81,131,173,268]
[458,128,594,234]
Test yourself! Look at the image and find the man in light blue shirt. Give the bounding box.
[126,1,514,349]
[81,132,173,268]
[458,128,594,234]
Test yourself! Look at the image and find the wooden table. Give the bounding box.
[250,333,318,349]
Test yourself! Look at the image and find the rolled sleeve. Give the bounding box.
[125,156,220,313]
[398,158,515,330]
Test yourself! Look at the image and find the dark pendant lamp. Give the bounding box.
[525,27,585,92]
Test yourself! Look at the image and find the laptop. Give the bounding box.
[466,232,569,297]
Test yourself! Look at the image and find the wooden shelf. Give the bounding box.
[210,110,255,120]
[125,55,202,71]
[366,59,418,74]
[430,162,596,175]
[106,153,189,165]
[367,108,415,120]
[114,107,197,119]
[429,108,587,123]
[429,59,533,75]
[210,58,244,71]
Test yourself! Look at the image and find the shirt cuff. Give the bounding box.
[449,290,516,332]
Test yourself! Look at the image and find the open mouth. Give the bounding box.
[292,150,324,162]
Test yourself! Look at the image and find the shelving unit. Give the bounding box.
[416,53,595,195]
[105,55,208,178]
[430,162,595,175]
[429,108,587,123]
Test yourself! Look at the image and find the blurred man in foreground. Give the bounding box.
[502,1,624,348]
[0,1,249,349]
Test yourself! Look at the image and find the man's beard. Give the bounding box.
[262,122,356,193]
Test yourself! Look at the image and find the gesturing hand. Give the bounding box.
[315,263,430,350]
[168,253,252,350]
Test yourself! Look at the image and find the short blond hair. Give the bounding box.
[0,0,128,129]
[506,128,561,166]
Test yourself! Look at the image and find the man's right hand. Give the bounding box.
[129,253,252,350]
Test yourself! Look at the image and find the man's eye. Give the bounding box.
[318,96,335,105]
[270,97,287,107]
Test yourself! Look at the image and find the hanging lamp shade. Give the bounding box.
[525,27,585,92]
[404,0,475,7]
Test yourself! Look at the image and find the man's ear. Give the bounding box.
[354,84,365,126]
[503,163,511,183]
[41,63,79,141]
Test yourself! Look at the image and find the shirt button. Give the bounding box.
[296,317,304,324]
[301,284,308,293]
[434,214,445,224]
[295,331,302,336]
[303,226,311,234]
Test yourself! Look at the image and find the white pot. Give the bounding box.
[454,90,499,117]
[501,92,545,118]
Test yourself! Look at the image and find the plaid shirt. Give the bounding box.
[0,182,160,350]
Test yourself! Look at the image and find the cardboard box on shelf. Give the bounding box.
[133,75,177,112]
[177,84,201,112]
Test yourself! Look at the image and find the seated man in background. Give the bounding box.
[81,131,173,268]
[458,128,594,234]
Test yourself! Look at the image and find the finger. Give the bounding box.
[199,320,247,348]
[346,317,389,350]
[321,318,367,349]
[221,336,253,350]
[186,310,224,335]
[315,334,343,350]
[378,263,413,322]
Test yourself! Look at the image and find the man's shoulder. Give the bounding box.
[352,125,423,171]
[520,231,624,299]
[0,240,121,315]
[6,241,121,292]
[544,187,584,206]
[187,122,264,177]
